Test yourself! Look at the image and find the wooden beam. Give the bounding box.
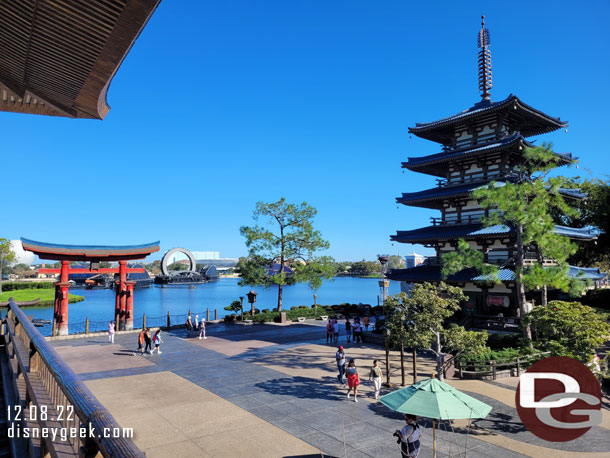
[38,267,146,274]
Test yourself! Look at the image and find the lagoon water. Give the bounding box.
[19,277,400,335]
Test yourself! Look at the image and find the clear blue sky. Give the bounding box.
[3,1,609,262]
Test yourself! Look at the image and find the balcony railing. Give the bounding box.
[1,298,144,457]
[430,214,484,226]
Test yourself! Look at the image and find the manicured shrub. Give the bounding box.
[2,281,55,291]
[487,333,520,350]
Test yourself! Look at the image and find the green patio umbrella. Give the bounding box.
[379,376,492,457]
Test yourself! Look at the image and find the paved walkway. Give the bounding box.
[51,322,610,458]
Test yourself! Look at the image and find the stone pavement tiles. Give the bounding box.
[52,323,610,457]
[86,370,320,458]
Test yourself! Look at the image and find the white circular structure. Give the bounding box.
[9,240,35,266]
[160,248,197,276]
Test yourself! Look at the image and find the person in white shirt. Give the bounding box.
[396,414,422,457]
[198,316,207,339]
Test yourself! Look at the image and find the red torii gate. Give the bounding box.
[21,238,160,336]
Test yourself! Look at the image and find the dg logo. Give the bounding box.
[516,356,602,442]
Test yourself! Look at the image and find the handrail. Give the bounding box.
[5,298,144,457]
[455,351,551,380]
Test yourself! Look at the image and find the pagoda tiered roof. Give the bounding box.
[408,94,567,144]
[397,181,587,209]
[397,181,489,209]
[392,223,511,243]
[387,264,607,284]
[403,133,574,177]
[391,224,599,244]
[387,265,515,283]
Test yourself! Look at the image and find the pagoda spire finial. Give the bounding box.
[477,15,493,101]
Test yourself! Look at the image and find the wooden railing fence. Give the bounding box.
[1,298,144,457]
[455,351,551,380]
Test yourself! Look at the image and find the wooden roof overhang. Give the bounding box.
[390,223,598,245]
[408,94,567,145]
[403,133,528,177]
[0,0,160,119]
[391,223,512,244]
[397,181,587,210]
[396,181,499,209]
[21,238,160,261]
[403,134,574,178]
[387,265,516,284]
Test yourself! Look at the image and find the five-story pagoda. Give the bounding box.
[388,17,604,326]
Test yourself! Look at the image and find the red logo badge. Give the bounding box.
[516,356,602,442]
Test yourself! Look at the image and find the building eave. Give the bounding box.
[0,0,161,120]
[408,94,567,143]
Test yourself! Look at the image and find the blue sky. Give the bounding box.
[3,1,609,262]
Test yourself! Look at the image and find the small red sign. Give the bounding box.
[486,295,509,307]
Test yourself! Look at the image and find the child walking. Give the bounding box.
[150,330,163,355]
[108,321,115,344]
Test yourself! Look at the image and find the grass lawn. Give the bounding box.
[0,288,84,306]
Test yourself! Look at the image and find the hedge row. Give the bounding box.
[1,281,55,291]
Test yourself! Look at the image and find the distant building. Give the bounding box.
[192,251,220,261]
[166,250,223,264]
[404,252,425,268]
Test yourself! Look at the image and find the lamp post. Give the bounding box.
[377,255,389,305]
[246,290,257,318]
[378,254,391,386]
[239,296,244,321]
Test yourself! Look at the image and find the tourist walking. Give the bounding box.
[136,329,145,355]
[345,318,351,342]
[353,320,362,343]
[150,330,163,354]
[193,315,199,335]
[198,316,207,339]
[346,359,360,402]
[333,320,340,343]
[369,359,383,400]
[186,314,193,337]
[363,316,370,331]
[335,345,346,385]
[396,414,422,457]
[144,328,152,354]
[108,321,115,344]
[326,320,333,344]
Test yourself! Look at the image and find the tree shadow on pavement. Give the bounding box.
[254,375,348,401]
